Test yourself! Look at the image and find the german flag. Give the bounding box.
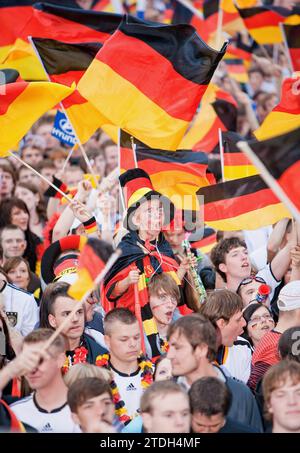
[248,128,300,212]
[223,39,254,83]
[222,131,258,180]
[31,38,109,143]
[190,227,217,254]
[236,5,300,45]
[78,16,227,151]
[197,174,291,231]
[68,237,109,301]
[282,23,300,71]
[179,84,237,152]
[0,80,74,155]
[203,0,243,44]
[254,76,300,141]
[171,0,208,42]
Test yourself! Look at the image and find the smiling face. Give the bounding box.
[11,206,29,231]
[7,260,30,290]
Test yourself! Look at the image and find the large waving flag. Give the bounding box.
[223,39,254,83]
[179,84,237,152]
[247,128,300,212]
[281,23,300,72]
[31,38,109,143]
[236,5,300,45]
[198,175,291,231]
[0,81,74,154]
[254,76,300,141]
[222,131,258,180]
[78,16,227,151]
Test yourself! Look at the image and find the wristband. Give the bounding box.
[44,176,68,199]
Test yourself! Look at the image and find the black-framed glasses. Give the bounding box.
[236,276,266,294]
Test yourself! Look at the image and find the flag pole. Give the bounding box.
[8,151,73,203]
[28,36,99,189]
[218,128,225,182]
[62,144,76,172]
[176,0,204,20]
[237,141,300,223]
[279,22,294,74]
[42,249,122,353]
[117,128,126,213]
[134,283,146,354]
[130,136,138,169]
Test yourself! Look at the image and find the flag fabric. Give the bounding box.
[236,5,300,45]
[254,76,300,141]
[222,131,258,180]
[120,131,211,210]
[0,81,74,155]
[179,84,237,152]
[78,16,227,151]
[248,128,300,211]
[68,237,107,301]
[198,174,291,231]
[281,23,300,71]
[32,38,109,143]
[223,39,254,83]
[190,227,217,254]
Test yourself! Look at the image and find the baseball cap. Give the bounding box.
[277,281,300,311]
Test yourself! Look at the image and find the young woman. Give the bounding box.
[0,198,44,273]
[3,257,41,303]
[242,303,275,350]
[14,182,47,239]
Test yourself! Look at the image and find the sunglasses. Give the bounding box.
[236,276,266,294]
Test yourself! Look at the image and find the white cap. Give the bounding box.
[277,281,300,311]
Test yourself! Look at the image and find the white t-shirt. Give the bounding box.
[220,336,252,383]
[110,365,143,418]
[256,263,281,302]
[1,283,39,336]
[10,394,79,433]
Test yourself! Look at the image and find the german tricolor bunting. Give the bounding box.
[222,131,258,180]
[197,175,291,231]
[179,84,237,152]
[281,23,300,71]
[254,76,300,141]
[236,5,300,44]
[247,128,300,211]
[0,81,74,155]
[31,38,108,143]
[78,16,227,150]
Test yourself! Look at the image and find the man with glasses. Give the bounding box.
[237,275,271,308]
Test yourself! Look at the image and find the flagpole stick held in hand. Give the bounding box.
[176,0,204,19]
[42,249,122,353]
[62,144,76,172]
[237,141,300,224]
[218,128,225,182]
[8,151,74,203]
[134,281,146,355]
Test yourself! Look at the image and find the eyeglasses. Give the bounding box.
[248,314,274,328]
[236,276,266,294]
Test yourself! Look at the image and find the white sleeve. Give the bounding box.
[20,296,39,337]
[257,264,281,301]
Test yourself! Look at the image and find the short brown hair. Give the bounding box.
[3,257,31,278]
[64,363,112,388]
[189,377,232,416]
[263,360,300,420]
[24,328,66,353]
[140,380,188,414]
[167,314,217,362]
[104,308,137,336]
[199,289,243,328]
[67,377,113,413]
[210,238,247,281]
[39,281,71,329]
[148,273,180,303]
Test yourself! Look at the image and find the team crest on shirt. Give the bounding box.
[6,311,18,328]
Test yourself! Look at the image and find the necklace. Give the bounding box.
[62,345,88,375]
[95,353,153,426]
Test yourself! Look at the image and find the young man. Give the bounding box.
[189,377,259,433]
[0,165,15,200]
[102,169,191,358]
[167,314,263,431]
[10,329,79,433]
[68,377,116,433]
[0,225,27,263]
[249,280,300,391]
[39,281,107,372]
[263,360,300,433]
[20,145,44,167]
[96,308,154,427]
[210,237,292,298]
[200,289,251,383]
[141,380,191,433]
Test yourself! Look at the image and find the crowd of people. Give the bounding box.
[1,0,300,436]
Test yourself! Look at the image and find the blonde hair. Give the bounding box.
[64,363,112,388]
